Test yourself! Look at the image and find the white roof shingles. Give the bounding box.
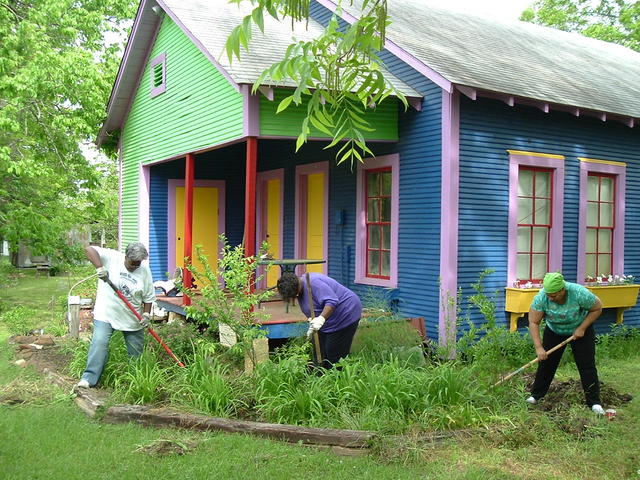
[353,0,640,119]
[159,0,419,95]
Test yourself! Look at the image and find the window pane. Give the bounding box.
[585,228,597,252]
[531,254,548,279]
[517,226,531,251]
[368,225,380,248]
[367,172,379,196]
[381,251,390,277]
[535,199,550,224]
[518,169,533,196]
[587,176,599,201]
[536,172,551,197]
[368,251,380,275]
[380,197,391,222]
[586,202,598,226]
[585,254,596,278]
[600,177,614,202]
[517,253,530,280]
[518,198,533,224]
[382,225,391,249]
[367,198,379,222]
[598,254,611,276]
[532,227,548,253]
[599,203,613,227]
[381,172,392,196]
[598,229,612,253]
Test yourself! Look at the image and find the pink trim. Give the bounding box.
[354,154,399,287]
[242,85,260,137]
[577,161,626,283]
[118,137,123,249]
[256,169,285,288]
[294,162,329,275]
[314,0,451,93]
[149,52,166,98]
[167,179,226,274]
[439,90,460,346]
[156,0,241,93]
[140,136,247,167]
[139,165,151,249]
[507,153,565,286]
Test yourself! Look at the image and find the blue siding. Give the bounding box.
[458,97,640,333]
[310,0,444,341]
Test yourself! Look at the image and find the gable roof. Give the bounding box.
[321,0,640,122]
[98,0,420,142]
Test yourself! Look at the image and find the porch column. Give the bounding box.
[244,137,257,258]
[182,152,195,306]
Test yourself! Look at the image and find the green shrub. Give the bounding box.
[0,305,37,335]
[113,351,170,404]
[596,324,640,360]
[351,319,424,366]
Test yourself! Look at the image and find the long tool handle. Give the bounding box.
[104,277,185,368]
[305,272,323,365]
[492,335,575,387]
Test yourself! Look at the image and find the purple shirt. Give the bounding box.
[297,273,362,333]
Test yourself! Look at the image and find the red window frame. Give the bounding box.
[516,166,553,285]
[365,167,391,279]
[586,172,616,277]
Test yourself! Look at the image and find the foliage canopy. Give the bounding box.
[521,0,640,51]
[225,0,407,166]
[0,0,135,260]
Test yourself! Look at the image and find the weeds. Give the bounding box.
[0,305,38,335]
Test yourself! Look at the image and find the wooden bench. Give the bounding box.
[34,264,50,277]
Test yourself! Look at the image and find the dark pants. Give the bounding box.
[530,325,601,407]
[314,320,359,369]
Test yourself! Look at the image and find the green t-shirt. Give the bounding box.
[530,282,597,335]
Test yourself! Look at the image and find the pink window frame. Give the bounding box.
[355,154,399,287]
[515,166,553,285]
[150,53,166,98]
[507,152,564,287]
[577,159,626,283]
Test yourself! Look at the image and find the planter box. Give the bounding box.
[505,284,640,331]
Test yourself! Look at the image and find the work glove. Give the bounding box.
[140,312,151,328]
[96,266,109,280]
[309,315,326,331]
[306,317,314,340]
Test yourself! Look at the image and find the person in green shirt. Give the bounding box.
[526,272,605,415]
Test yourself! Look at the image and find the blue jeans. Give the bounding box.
[81,319,145,387]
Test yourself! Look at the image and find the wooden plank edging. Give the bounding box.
[103,405,377,448]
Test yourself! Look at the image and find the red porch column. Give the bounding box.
[244,137,257,296]
[182,152,195,306]
[244,137,257,258]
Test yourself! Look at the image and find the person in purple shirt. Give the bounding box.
[277,272,362,369]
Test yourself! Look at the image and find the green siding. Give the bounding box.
[259,89,398,140]
[120,16,244,244]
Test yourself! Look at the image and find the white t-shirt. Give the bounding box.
[92,247,156,331]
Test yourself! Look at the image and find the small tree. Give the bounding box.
[182,235,274,365]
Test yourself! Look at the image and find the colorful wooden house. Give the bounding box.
[98,0,640,343]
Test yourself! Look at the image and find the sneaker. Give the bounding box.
[592,404,605,415]
[526,396,537,405]
[76,379,90,388]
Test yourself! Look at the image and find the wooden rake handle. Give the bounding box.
[492,335,575,387]
[305,272,323,365]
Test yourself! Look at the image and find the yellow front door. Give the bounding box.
[264,178,281,287]
[305,173,324,273]
[175,186,218,274]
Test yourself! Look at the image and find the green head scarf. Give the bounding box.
[543,272,565,293]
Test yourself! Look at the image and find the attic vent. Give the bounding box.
[150,53,166,98]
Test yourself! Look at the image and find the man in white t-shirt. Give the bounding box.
[76,242,156,388]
